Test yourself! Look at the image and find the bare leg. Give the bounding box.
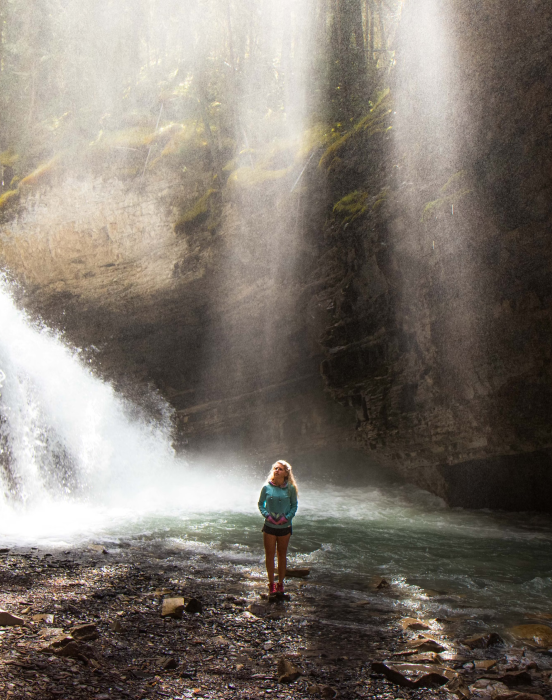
[276,533,291,585]
[263,533,277,586]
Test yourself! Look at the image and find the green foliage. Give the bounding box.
[333,190,369,223]
[318,90,393,170]
[0,0,402,224]
[0,189,20,211]
[174,188,219,234]
[421,170,471,222]
[0,151,19,168]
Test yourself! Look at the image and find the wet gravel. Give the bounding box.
[0,544,551,700]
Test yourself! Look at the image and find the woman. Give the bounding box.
[258,459,298,596]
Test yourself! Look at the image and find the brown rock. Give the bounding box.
[510,624,552,648]
[0,611,25,626]
[246,603,268,617]
[376,579,390,589]
[161,656,178,670]
[42,634,74,652]
[285,568,310,578]
[32,613,55,624]
[408,638,447,653]
[494,694,545,700]
[372,661,455,689]
[110,620,124,633]
[406,653,442,664]
[185,598,203,614]
[88,544,108,554]
[56,641,91,663]
[70,623,99,641]
[475,659,498,670]
[497,671,532,687]
[161,597,185,619]
[460,632,503,649]
[400,617,430,631]
[277,657,301,683]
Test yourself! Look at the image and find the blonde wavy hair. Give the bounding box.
[268,459,298,495]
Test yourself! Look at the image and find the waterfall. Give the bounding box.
[0,277,255,545]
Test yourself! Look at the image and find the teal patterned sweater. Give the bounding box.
[258,481,298,529]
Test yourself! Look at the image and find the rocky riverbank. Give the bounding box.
[0,545,551,700]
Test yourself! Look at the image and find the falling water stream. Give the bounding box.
[1,279,552,635]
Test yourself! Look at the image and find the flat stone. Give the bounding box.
[408,638,447,653]
[212,636,229,646]
[0,611,25,626]
[494,694,546,700]
[460,632,504,649]
[406,653,442,664]
[400,617,430,631]
[475,659,498,670]
[160,656,178,670]
[246,603,268,617]
[110,620,124,633]
[161,597,185,619]
[497,671,533,687]
[277,657,301,683]
[509,625,552,648]
[32,613,55,624]
[154,588,174,597]
[42,634,74,652]
[88,544,108,554]
[372,661,455,689]
[70,623,99,641]
[285,568,310,578]
[185,598,203,613]
[38,627,65,639]
[56,640,90,662]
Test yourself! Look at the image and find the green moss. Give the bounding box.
[421,188,471,221]
[89,127,155,151]
[440,170,468,195]
[372,187,389,211]
[0,150,18,168]
[333,190,369,223]
[226,165,292,188]
[0,189,20,210]
[318,89,393,170]
[174,188,218,233]
[421,170,471,221]
[18,156,60,189]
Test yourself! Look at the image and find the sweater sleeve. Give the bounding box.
[258,485,269,518]
[284,485,298,521]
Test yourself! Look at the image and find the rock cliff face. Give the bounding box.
[1,0,551,510]
[315,0,552,510]
[0,174,355,460]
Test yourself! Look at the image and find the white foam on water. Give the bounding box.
[0,278,262,545]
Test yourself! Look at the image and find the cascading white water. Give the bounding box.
[0,277,257,545]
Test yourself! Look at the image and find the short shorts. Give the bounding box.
[262,523,292,536]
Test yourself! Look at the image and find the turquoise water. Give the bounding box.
[60,469,552,629]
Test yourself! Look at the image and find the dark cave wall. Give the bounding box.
[316,0,552,508]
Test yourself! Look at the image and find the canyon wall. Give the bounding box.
[1,0,551,509]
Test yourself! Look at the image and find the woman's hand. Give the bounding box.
[266,515,278,525]
[276,515,288,525]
